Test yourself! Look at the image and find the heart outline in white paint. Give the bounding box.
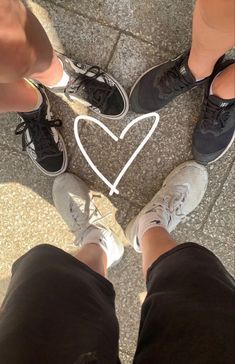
[74,112,160,196]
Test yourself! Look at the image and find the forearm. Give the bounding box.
[0,0,53,83]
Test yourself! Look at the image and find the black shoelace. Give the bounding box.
[65,66,115,112]
[201,99,231,132]
[159,63,193,94]
[15,113,62,161]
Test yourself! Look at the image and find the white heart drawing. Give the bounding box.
[74,112,160,196]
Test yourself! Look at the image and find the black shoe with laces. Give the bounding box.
[130,50,211,113]
[16,84,68,176]
[193,59,235,165]
[51,53,129,119]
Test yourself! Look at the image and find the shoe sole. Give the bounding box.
[24,90,68,177]
[56,55,130,120]
[125,161,208,252]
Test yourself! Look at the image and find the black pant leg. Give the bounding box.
[0,244,120,364]
[133,243,235,364]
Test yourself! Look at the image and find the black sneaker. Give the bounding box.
[15,83,68,176]
[51,53,129,119]
[193,59,235,165]
[130,50,211,113]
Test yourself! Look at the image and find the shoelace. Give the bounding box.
[201,98,231,132]
[159,63,192,94]
[15,114,62,160]
[65,66,116,112]
[69,193,112,237]
[151,186,188,226]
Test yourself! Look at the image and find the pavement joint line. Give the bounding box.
[193,231,235,276]
[46,0,161,48]
[200,158,235,231]
[194,229,234,251]
[106,32,122,69]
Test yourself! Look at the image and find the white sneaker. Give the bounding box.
[126,161,208,252]
[52,173,124,268]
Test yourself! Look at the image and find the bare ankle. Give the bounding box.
[188,55,214,80]
[73,244,107,277]
[211,64,235,99]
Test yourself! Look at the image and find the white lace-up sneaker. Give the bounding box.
[53,173,124,268]
[126,161,208,252]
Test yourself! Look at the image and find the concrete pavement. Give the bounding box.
[0,1,234,362]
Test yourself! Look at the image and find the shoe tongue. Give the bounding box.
[209,95,231,108]
[179,58,196,83]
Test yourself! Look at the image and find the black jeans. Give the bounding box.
[0,243,234,364]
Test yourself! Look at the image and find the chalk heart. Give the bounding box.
[74,113,160,196]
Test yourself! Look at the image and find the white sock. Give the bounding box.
[25,80,43,111]
[82,227,109,257]
[209,72,222,95]
[137,211,168,243]
[49,59,70,89]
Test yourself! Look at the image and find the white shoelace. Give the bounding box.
[151,185,189,228]
[69,194,112,243]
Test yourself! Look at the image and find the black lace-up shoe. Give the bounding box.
[16,84,68,176]
[193,59,235,165]
[51,53,129,119]
[130,50,211,113]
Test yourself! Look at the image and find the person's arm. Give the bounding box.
[0,0,53,83]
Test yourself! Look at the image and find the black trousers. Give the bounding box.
[0,243,234,364]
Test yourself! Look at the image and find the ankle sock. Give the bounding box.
[137,211,168,243]
[49,59,70,89]
[25,80,43,112]
[82,226,109,256]
[210,72,221,95]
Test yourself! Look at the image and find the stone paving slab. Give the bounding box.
[51,0,193,48]
[108,34,174,91]
[27,0,119,68]
[109,247,144,359]
[203,163,235,245]
[70,114,193,206]
[0,113,22,153]
[0,148,74,277]
[0,1,234,362]
[171,225,235,277]
[119,351,133,364]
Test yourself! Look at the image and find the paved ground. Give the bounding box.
[0,1,234,363]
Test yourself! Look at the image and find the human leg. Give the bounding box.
[0,0,129,118]
[0,245,120,364]
[193,59,235,165]
[0,1,68,174]
[126,161,208,275]
[0,173,124,364]
[212,63,235,99]
[133,243,235,364]
[130,0,234,113]
[188,0,235,79]
[126,161,235,364]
